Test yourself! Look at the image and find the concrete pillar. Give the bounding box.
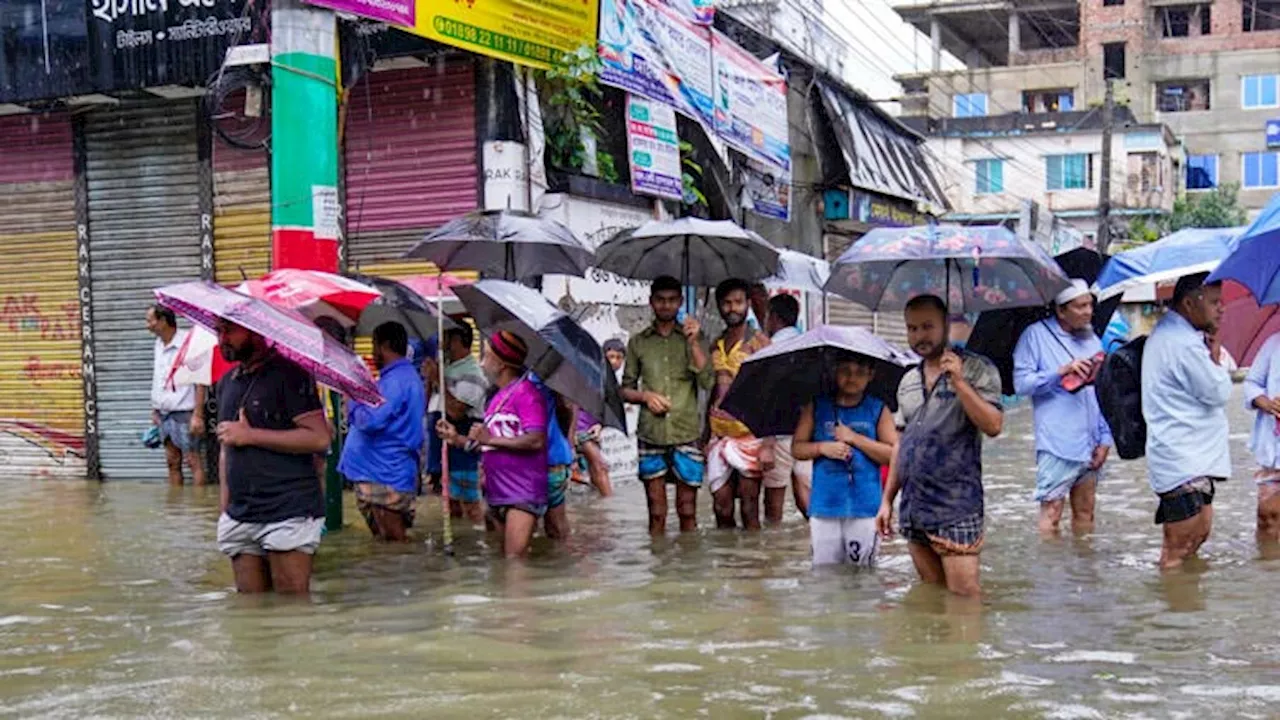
[1008,10,1021,59]
[931,16,942,72]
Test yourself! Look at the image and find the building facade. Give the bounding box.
[894,0,1280,217]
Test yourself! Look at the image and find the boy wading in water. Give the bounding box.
[792,355,899,566]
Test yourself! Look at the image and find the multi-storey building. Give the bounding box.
[892,0,1280,222]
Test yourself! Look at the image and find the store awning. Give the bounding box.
[817,79,949,212]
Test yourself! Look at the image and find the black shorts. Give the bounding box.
[1155,477,1217,525]
[487,503,548,526]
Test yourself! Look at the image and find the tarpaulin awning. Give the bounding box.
[817,79,949,212]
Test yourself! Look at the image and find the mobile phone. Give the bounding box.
[676,308,687,324]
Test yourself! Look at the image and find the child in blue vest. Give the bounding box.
[792,355,899,566]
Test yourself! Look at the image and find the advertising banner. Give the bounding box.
[712,31,790,171]
[306,0,414,27]
[598,0,714,129]
[314,0,599,68]
[626,95,684,201]
[738,155,790,221]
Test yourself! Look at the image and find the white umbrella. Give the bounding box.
[762,248,830,294]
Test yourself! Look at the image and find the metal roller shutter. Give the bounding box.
[824,232,910,349]
[212,100,271,284]
[0,112,86,478]
[85,100,204,481]
[344,58,478,266]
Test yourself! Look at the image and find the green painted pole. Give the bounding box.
[271,0,343,531]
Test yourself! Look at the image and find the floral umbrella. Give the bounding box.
[155,281,382,405]
[823,224,1070,313]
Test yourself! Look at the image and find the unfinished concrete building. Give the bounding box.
[894,0,1280,223]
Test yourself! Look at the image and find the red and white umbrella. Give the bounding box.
[235,269,381,329]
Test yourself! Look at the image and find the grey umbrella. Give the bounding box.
[593,217,781,286]
[453,280,627,432]
[402,209,594,281]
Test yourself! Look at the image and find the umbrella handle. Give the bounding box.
[438,291,453,552]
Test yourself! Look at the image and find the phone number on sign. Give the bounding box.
[432,17,562,64]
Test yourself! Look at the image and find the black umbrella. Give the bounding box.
[403,209,593,281]
[453,280,627,432]
[345,272,458,339]
[966,247,1120,395]
[720,325,915,438]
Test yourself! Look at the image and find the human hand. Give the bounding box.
[151,410,161,427]
[833,423,860,446]
[216,409,255,447]
[1090,444,1110,471]
[644,392,673,415]
[682,316,701,341]
[875,501,895,538]
[467,423,492,446]
[819,441,851,462]
[940,350,964,379]
[759,442,776,472]
[436,418,458,444]
[189,413,206,436]
[1058,359,1092,378]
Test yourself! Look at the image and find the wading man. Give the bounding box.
[440,331,548,557]
[147,304,207,486]
[1013,279,1112,535]
[339,322,426,542]
[1142,273,1231,570]
[1244,331,1280,546]
[214,320,332,594]
[877,295,1003,597]
[763,293,812,522]
[707,278,774,530]
[621,276,713,534]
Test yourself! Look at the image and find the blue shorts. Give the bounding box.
[548,464,571,509]
[1035,452,1098,503]
[637,441,704,488]
[159,411,201,453]
[449,468,481,504]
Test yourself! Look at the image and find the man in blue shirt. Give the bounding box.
[1013,279,1113,536]
[1142,273,1232,570]
[339,322,426,542]
[1244,331,1280,544]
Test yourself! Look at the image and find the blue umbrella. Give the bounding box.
[719,325,916,438]
[823,225,1070,313]
[1209,193,1280,304]
[1094,227,1244,301]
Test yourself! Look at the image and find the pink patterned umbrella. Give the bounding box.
[154,281,383,405]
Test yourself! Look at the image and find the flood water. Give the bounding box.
[3,391,1280,718]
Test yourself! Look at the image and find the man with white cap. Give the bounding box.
[1013,278,1113,535]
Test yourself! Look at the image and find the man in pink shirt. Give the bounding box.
[438,330,548,557]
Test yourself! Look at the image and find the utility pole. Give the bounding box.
[271,0,344,532]
[1097,78,1115,255]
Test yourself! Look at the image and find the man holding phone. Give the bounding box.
[1013,279,1113,536]
[622,275,714,535]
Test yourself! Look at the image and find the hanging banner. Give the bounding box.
[667,0,715,24]
[712,31,790,172]
[599,0,714,129]
[738,155,791,221]
[316,0,599,68]
[306,0,415,27]
[627,95,684,201]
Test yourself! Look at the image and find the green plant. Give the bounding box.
[1124,184,1248,243]
[535,47,620,184]
[679,140,708,214]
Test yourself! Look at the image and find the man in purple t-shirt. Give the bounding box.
[439,330,548,557]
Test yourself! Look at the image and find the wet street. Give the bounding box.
[2,390,1279,719]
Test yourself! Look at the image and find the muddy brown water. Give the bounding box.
[2,390,1279,718]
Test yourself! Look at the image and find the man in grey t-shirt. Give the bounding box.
[876,295,1004,598]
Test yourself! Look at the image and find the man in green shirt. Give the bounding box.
[622,275,714,534]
